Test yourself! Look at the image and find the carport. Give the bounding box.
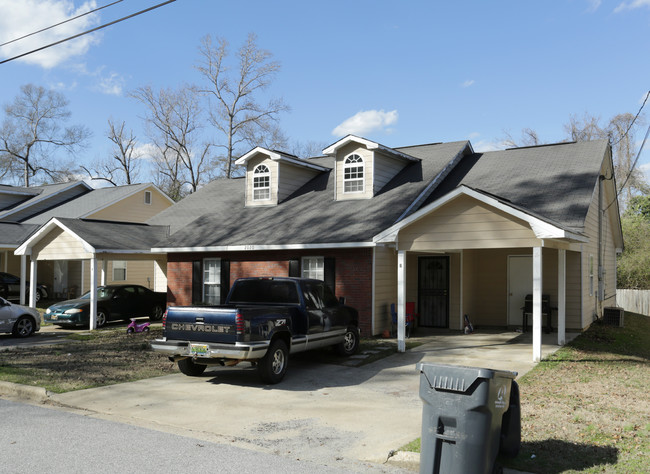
[375,187,591,362]
[14,217,169,329]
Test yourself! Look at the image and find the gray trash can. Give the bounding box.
[417,363,519,474]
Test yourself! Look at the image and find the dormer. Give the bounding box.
[236,147,330,207]
[323,135,420,201]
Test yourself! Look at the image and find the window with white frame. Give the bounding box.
[302,256,324,280]
[253,164,271,200]
[112,260,127,281]
[203,258,221,304]
[343,154,364,193]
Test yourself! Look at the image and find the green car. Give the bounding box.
[45,284,166,328]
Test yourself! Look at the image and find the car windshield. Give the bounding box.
[79,287,114,299]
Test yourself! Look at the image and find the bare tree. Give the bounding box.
[130,84,212,199]
[82,119,142,186]
[196,33,289,178]
[0,84,89,186]
[502,128,541,148]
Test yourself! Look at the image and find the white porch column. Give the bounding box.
[100,259,107,286]
[89,257,97,330]
[19,255,26,305]
[29,260,37,307]
[558,249,566,346]
[532,247,543,362]
[397,250,406,352]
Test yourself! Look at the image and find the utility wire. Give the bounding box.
[0,0,176,66]
[611,90,650,146]
[0,0,124,48]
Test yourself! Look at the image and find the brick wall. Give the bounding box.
[166,248,374,336]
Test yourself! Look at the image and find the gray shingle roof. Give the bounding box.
[426,140,609,231]
[0,222,39,247]
[151,141,472,248]
[56,218,170,252]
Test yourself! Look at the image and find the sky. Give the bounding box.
[0,0,649,186]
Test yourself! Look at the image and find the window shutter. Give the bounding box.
[220,259,230,304]
[324,257,336,293]
[289,259,300,278]
[192,260,202,304]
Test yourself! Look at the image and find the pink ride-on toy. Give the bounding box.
[126,318,150,334]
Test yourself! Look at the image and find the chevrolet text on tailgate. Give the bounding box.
[151,277,360,384]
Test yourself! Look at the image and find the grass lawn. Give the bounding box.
[401,312,650,473]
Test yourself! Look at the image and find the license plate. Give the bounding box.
[190,344,208,355]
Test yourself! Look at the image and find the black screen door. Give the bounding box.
[418,256,449,327]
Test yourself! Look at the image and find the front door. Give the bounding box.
[418,256,449,327]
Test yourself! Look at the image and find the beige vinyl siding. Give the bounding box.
[400,195,539,251]
[80,258,156,290]
[373,151,406,194]
[373,245,397,335]
[579,160,619,327]
[32,228,92,260]
[335,144,373,200]
[88,188,172,223]
[245,156,278,206]
[277,163,319,202]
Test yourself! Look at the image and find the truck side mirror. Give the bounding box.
[339,296,346,305]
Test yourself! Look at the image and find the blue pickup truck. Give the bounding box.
[151,277,360,384]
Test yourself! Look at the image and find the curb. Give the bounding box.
[0,380,51,404]
[385,451,419,471]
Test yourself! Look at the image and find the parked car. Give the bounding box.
[0,296,41,338]
[0,272,49,303]
[44,284,166,328]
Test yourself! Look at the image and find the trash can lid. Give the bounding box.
[417,363,517,393]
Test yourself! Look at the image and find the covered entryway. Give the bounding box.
[374,186,588,360]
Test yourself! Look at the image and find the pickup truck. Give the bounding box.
[151,277,360,384]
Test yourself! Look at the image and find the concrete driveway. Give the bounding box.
[29,330,575,470]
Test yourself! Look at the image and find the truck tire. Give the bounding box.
[177,358,207,376]
[337,326,360,356]
[258,339,288,384]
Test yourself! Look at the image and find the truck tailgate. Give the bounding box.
[164,306,238,344]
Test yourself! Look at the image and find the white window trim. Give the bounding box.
[301,256,324,280]
[343,154,364,194]
[253,164,271,201]
[203,258,221,304]
[112,260,127,282]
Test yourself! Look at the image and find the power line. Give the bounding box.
[611,90,650,146]
[0,0,176,66]
[0,0,124,48]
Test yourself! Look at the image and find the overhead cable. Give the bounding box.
[0,0,124,48]
[0,0,176,66]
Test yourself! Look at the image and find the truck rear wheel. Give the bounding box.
[258,339,288,384]
[177,358,207,376]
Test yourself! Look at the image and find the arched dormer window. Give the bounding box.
[253,164,271,200]
[343,154,364,193]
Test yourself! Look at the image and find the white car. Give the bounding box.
[0,297,41,338]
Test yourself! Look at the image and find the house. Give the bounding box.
[2,181,173,304]
[145,135,622,361]
[13,135,622,362]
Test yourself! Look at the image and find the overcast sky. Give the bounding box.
[0,0,649,183]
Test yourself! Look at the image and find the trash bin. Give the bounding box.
[417,363,520,474]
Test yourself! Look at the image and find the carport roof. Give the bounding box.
[15,218,170,255]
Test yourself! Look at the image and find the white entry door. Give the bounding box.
[508,255,532,327]
[53,261,68,296]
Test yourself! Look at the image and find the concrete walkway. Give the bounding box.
[1,330,577,471]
